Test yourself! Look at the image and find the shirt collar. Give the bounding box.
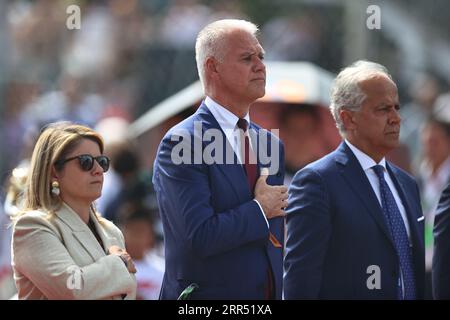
[345,139,386,172]
[204,96,250,131]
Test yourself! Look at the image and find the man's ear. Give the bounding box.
[205,57,219,76]
[340,109,357,131]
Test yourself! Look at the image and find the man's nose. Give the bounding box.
[389,108,401,124]
[253,57,265,73]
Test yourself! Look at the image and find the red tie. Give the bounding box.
[237,118,275,299]
[236,118,258,194]
[236,119,283,253]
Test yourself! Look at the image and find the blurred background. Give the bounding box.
[0,0,449,299]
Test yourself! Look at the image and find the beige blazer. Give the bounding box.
[11,203,137,300]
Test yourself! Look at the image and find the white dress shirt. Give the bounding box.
[205,97,268,228]
[204,96,252,164]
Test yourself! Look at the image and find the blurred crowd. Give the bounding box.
[0,0,449,299]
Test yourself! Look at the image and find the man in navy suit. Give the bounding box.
[432,183,450,299]
[153,19,287,299]
[284,60,425,299]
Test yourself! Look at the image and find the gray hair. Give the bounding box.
[195,19,259,89]
[329,60,393,135]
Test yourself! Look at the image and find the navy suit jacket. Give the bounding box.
[153,103,285,299]
[432,183,450,299]
[284,142,425,299]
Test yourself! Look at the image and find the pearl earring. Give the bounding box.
[51,181,60,196]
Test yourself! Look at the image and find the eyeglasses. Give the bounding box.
[56,154,110,172]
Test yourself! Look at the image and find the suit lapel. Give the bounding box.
[335,142,396,249]
[197,103,284,297]
[56,203,106,261]
[89,212,119,252]
[196,104,251,203]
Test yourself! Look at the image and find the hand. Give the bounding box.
[108,245,137,274]
[254,173,288,219]
[120,253,137,274]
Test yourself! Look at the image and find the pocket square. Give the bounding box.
[417,216,424,222]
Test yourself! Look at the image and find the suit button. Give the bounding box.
[391,270,398,278]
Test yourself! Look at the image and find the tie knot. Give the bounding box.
[372,165,385,180]
[237,118,248,132]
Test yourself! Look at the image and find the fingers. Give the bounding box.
[266,184,287,193]
[267,195,288,219]
[268,208,286,219]
[127,260,137,274]
[276,188,288,211]
[127,259,137,274]
[109,247,137,273]
[276,210,287,218]
[257,174,268,184]
[121,252,137,274]
[255,174,289,219]
[108,245,122,255]
[260,167,269,177]
[258,183,287,195]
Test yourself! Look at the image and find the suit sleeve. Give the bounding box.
[12,214,136,300]
[432,183,450,299]
[284,168,332,299]
[153,133,270,259]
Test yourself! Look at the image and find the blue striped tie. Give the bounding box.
[372,165,416,299]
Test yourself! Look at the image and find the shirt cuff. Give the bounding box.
[253,199,269,229]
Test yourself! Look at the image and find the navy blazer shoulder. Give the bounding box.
[153,102,285,300]
[284,142,424,299]
[432,183,450,299]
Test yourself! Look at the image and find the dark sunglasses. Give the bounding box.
[56,154,110,172]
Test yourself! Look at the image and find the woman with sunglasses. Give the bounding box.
[11,121,137,299]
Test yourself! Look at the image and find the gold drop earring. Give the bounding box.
[51,181,60,196]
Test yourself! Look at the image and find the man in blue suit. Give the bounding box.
[153,19,287,300]
[284,61,425,299]
[432,182,450,299]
